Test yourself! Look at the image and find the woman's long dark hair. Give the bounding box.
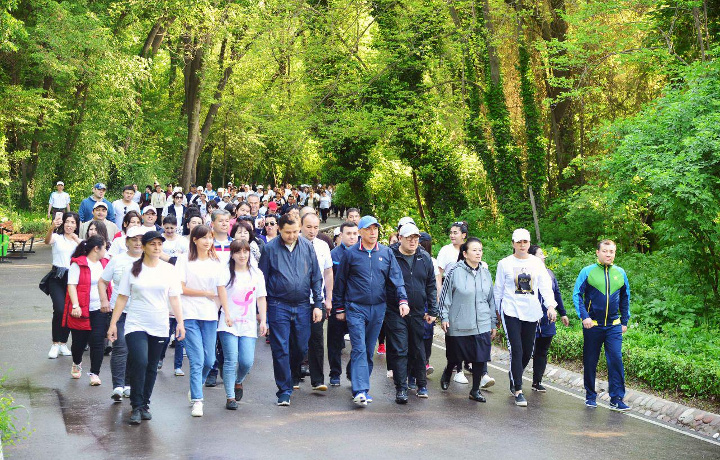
[71,235,106,259]
[188,224,218,262]
[87,220,111,248]
[182,207,202,235]
[57,212,80,236]
[122,210,142,233]
[227,239,252,288]
[458,237,482,262]
[230,219,258,244]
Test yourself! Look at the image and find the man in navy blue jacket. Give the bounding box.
[333,216,408,406]
[259,213,324,406]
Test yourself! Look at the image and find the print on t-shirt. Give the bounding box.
[514,267,534,294]
[230,286,256,324]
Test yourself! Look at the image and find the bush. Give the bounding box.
[0,375,32,447]
[0,207,49,235]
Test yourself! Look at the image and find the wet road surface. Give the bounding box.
[1,246,719,459]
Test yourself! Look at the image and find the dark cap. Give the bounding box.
[141,230,165,245]
[419,232,432,243]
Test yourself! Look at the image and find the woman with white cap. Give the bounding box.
[494,228,558,407]
[107,230,185,425]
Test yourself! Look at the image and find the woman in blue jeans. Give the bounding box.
[219,240,268,410]
[177,225,229,417]
[107,230,185,425]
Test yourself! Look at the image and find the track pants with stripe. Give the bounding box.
[503,313,536,393]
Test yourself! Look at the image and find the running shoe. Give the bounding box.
[226,399,238,410]
[191,401,203,417]
[234,384,243,402]
[417,387,429,398]
[112,387,123,402]
[89,373,101,386]
[480,374,495,389]
[292,380,300,390]
[585,399,597,408]
[329,377,341,387]
[344,334,350,341]
[205,373,217,387]
[425,364,434,375]
[610,400,631,412]
[123,386,131,398]
[129,408,142,425]
[531,382,547,392]
[365,394,373,403]
[312,383,328,391]
[353,392,367,406]
[71,364,82,379]
[515,392,528,407]
[453,371,469,384]
[48,344,60,359]
[140,406,152,420]
[395,389,408,405]
[174,368,185,376]
[58,344,72,356]
[377,343,386,354]
[277,394,291,406]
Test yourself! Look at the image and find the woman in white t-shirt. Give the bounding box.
[178,224,230,417]
[98,226,145,402]
[218,239,267,410]
[64,235,111,385]
[107,230,184,425]
[44,212,81,359]
[107,211,142,258]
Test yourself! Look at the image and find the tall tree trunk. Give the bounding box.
[19,76,53,208]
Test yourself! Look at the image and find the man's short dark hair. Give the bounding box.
[347,208,360,215]
[123,185,135,193]
[597,239,616,250]
[278,213,297,229]
[340,222,358,233]
[301,212,319,225]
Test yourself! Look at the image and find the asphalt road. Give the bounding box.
[1,245,718,459]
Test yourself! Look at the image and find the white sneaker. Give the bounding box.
[112,387,123,402]
[480,374,496,389]
[58,344,72,356]
[123,386,131,398]
[344,334,350,341]
[191,401,204,417]
[48,344,60,359]
[174,368,185,376]
[89,373,102,386]
[453,371,469,384]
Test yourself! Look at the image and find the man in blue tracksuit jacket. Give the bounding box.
[78,183,115,223]
[333,216,409,406]
[259,213,324,406]
[573,239,631,411]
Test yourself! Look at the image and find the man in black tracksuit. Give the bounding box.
[385,223,439,404]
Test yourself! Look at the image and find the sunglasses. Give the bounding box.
[265,222,276,226]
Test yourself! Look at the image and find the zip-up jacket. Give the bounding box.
[537,268,567,337]
[438,261,496,336]
[573,262,630,326]
[385,243,438,318]
[330,243,350,277]
[332,241,408,315]
[63,256,111,330]
[78,196,115,223]
[258,236,323,306]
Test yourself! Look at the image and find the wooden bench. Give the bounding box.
[1,220,36,260]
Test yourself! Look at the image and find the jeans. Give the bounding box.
[533,335,554,384]
[346,302,386,395]
[126,331,165,409]
[292,307,325,385]
[327,313,349,379]
[385,311,427,390]
[110,313,128,388]
[70,310,111,375]
[267,300,312,397]
[583,324,625,402]
[160,317,185,370]
[49,272,70,343]
[184,319,218,401]
[218,332,256,399]
[502,313,537,392]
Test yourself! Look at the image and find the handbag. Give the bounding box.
[39,271,52,296]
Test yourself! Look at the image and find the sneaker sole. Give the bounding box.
[480,380,495,389]
[417,394,429,399]
[111,394,122,402]
[586,403,597,408]
[277,401,290,406]
[312,385,328,391]
[515,401,528,407]
[353,396,367,406]
[329,382,340,387]
[610,406,630,412]
[531,387,547,393]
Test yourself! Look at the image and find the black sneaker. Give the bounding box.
[532,382,547,392]
[469,389,486,403]
[395,389,408,404]
[226,399,238,410]
[515,392,528,407]
[129,408,142,425]
[205,373,217,387]
[140,406,152,420]
[234,384,244,402]
[300,363,311,377]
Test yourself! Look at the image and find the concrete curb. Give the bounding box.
[432,327,720,440]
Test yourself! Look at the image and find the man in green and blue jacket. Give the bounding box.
[573,239,631,411]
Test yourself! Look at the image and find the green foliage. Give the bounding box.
[0,374,32,447]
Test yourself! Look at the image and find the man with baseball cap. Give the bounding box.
[385,223,438,403]
[48,181,71,220]
[141,206,162,231]
[79,201,119,240]
[333,216,408,406]
[79,183,115,223]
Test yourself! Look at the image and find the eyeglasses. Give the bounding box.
[265,222,276,226]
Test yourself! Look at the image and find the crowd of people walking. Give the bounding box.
[41,179,632,425]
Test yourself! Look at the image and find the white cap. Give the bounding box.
[333,227,341,236]
[93,201,108,210]
[397,216,416,230]
[512,228,532,242]
[56,181,64,186]
[398,223,420,238]
[197,186,204,192]
[223,193,230,198]
[126,226,149,238]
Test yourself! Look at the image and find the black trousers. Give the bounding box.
[291,308,325,385]
[320,208,329,223]
[70,310,111,375]
[533,335,553,384]
[503,313,537,392]
[126,331,165,410]
[385,311,427,390]
[49,272,70,343]
[327,313,350,379]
